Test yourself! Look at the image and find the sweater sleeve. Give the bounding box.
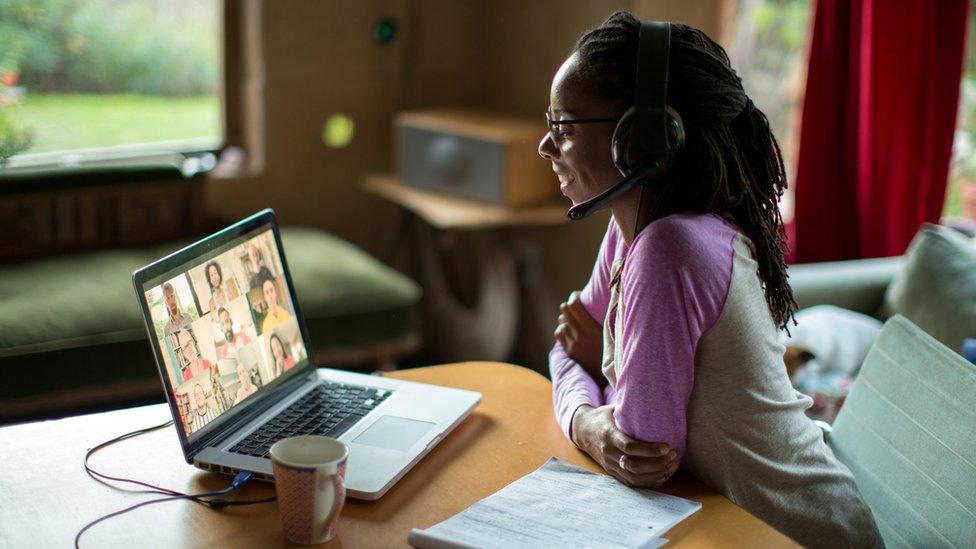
[610,216,734,463]
[549,220,617,443]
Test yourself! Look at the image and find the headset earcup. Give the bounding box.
[613,105,685,178]
[665,105,685,161]
[611,106,636,176]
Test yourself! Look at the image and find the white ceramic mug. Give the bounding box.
[270,435,349,544]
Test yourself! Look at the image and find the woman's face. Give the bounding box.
[271,337,285,362]
[538,53,623,207]
[208,265,220,287]
[263,280,278,309]
[236,361,248,385]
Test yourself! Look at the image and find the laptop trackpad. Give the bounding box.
[352,415,436,452]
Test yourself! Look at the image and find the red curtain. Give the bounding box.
[789,0,969,262]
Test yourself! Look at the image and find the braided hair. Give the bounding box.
[572,11,797,331]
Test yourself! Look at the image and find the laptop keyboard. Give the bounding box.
[229,381,392,458]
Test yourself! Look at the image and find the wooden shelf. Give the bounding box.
[361,173,570,231]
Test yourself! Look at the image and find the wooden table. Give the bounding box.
[0,363,796,548]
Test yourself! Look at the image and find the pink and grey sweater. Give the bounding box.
[549,213,879,548]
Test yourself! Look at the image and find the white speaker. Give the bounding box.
[396,109,558,207]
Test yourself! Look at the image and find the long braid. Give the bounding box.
[730,102,797,331]
[573,12,798,330]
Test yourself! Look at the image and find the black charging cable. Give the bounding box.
[76,419,276,548]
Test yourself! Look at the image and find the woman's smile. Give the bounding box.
[556,172,575,192]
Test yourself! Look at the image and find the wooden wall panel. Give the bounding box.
[115,184,192,243]
[205,0,410,253]
[479,0,633,117]
[0,179,194,261]
[400,0,485,110]
[0,195,54,259]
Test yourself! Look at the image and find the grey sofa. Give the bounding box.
[788,223,976,359]
[789,255,905,317]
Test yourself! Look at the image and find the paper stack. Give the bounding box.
[408,457,701,548]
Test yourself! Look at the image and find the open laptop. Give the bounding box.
[133,208,480,500]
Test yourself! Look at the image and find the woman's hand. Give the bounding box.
[555,291,604,381]
[572,404,678,488]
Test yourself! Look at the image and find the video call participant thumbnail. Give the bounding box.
[233,359,259,405]
[163,282,193,337]
[246,242,274,291]
[217,307,251,359]
[190,383,219,433]
[175,329,212,382]
[205,260,238,311]
[260,278,291,334]
[269,332,295,377]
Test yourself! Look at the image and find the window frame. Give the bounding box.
[0,0,234,181]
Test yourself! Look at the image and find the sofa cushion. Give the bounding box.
[882,224,976,354]
[0,227,421,420]
[0,243,182,356]
[281,228,421,352]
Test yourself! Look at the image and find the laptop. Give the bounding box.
[133,208,481,500]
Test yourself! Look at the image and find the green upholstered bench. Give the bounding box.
[0,227,421,422]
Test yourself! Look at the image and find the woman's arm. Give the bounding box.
[549,344,603,441]
[556,291,604,384]
[549,220,617,442]
[611,216,734,464]
[572,404,677,488]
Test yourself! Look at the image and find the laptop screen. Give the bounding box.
[141,224,309,439]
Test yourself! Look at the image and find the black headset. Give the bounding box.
[567,20,686,220]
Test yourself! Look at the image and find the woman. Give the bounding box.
[269,333,295,377]
[543,13,878,547]
[205,261,229,311]
[234,359,258,404]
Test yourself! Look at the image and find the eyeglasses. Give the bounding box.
[545,111,618,142]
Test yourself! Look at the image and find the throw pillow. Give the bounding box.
[882,224,976,354]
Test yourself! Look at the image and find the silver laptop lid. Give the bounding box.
[133,209,317,461]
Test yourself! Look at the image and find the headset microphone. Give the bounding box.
[566,161,663,220]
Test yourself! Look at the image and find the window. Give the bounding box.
[0,0,221,169]
[728,0,814,222]
[946,1,976,222]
